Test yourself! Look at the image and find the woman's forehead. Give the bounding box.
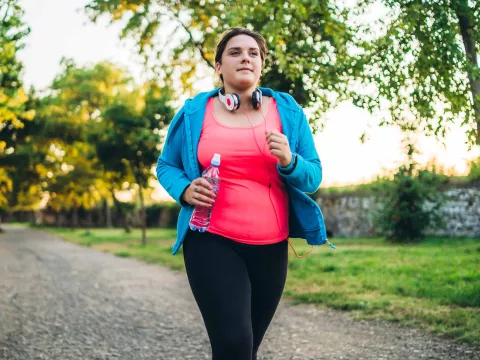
[226,35,259,50]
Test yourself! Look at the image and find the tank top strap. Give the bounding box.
[204,97,215,126]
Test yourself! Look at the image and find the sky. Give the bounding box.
[18,0,479,200]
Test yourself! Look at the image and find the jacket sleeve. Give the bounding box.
[156,107,192,205]
[277,110,322,193]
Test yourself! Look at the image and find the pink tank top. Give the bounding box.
[197,97,289,244]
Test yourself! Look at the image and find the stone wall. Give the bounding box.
[316,186,480,238]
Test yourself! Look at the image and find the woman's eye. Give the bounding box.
[231,51,239,55]
[250,52,258,56]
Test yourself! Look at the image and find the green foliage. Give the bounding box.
[354,0,480,145]
[94,80,175,242]
[93,80,175,243]
[315,181,384,197]
[84,0,358,127]
[35,60,127,213]
[0,89,44,213]
[0,168,12,212]
[85,0,480,142]
[0,0,34,137]
[145,202,181,228]
[0,141,44,212]
[467,156,480,182]
[115,200,136,217]
[46,142,103,213]
[37,60,150,216]
[94,81,174,186]
[373,145,445,242]
[10,57,171,230]
[0,0,36,210]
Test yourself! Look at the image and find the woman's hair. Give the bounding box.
[215,27,267,83]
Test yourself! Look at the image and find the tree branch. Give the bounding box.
[166,11,215,69]
[179,20,215,69]
[455,5,480,144]
[1,2,11,25]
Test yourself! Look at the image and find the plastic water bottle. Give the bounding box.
[189,153,221,232]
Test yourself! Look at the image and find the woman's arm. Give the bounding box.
[277,111,322,193]
[156,108,192,205]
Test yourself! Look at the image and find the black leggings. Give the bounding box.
[183,230,288,360]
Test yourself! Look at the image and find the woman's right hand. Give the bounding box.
[181,178,216,207]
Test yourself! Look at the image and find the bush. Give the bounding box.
[146,202,181,228]
[373,151,445,242]
[467,156,480,182]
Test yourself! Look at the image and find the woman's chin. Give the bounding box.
[231,78,258,89]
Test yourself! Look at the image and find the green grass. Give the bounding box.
[47,227,186,270]
[44,227,479,345]
[1,222,29,228]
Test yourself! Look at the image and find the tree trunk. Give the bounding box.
[72,202,78,229]
[85,210,93,235]
[456,5,480,144]
[0,215,3,233]
[111,188,130,233]
[124,215,131,233]
[137,186,147,246]
[104,198,112,228]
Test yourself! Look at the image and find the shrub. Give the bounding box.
[146,202,181,228]
[373,145,445,242]
[467,156,480,182]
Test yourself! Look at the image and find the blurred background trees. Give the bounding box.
[1,0,479,242]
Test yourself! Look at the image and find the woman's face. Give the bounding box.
[216,34,263,90]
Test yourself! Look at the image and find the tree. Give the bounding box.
[45,141,105,229]
[0,168,12,231]
[0,89,44,227]
[0,0,34,220]
[0,0,34,141]
[95,81,175,244]
[0,141,44,216]
[38,60,134,228]
[467,155,480,182]
[373,143,445,242]
[353,0,480,145]
[85,0,358,128]
[85,0,480,144]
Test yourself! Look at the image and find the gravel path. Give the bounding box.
[0,225,478,360]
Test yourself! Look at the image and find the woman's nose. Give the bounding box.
[241,51,251,62]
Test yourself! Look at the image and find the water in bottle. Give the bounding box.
[189,153,221,232]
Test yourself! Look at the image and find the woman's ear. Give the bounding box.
[215,62,222,76]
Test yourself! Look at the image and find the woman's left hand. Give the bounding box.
[266,130,292,167]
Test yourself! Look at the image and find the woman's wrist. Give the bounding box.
[180,184,191,205]
[279,153,297,174]
[278,152,293,168]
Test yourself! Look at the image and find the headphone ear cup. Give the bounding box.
[252,89,262,110]
[232,93,240,110]
[224,94,236,111]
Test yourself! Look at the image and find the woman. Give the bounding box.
[156,27,331,360]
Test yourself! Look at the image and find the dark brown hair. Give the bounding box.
[215,27,267,82]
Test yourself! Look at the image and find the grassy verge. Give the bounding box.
[45,227,479,345]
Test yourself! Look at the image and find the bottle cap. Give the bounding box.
[211,153,221,166]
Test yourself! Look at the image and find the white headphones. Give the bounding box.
[218,88,262,111]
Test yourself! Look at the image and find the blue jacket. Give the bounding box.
[156,87,330,255]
